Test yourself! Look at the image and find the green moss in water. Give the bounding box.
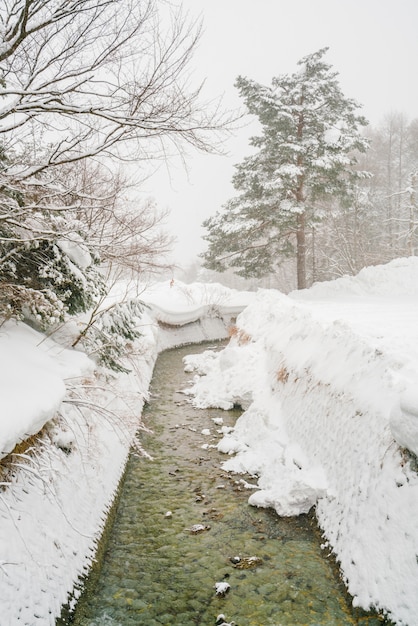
[60,343,393,626]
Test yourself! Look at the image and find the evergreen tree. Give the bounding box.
[202,48,370,289]
[0,215,106,329]
[78,299,145,374]
[0,145,106,327]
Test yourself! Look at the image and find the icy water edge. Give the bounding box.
[60,342,388,626]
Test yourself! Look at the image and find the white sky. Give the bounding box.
[143,0,418,267]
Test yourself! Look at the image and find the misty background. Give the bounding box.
[145,0,418,275]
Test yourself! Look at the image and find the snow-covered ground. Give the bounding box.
[0,281,250,625]
[2,261,418,625]
[185,257,418,626]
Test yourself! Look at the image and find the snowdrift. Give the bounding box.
[2,261,418,625]
[0,281,250,625]
[186,258,418,626]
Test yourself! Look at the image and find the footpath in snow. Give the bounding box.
[185,257,418,626]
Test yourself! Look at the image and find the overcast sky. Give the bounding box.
[144,0,418,268]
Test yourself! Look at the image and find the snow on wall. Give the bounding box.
[255,293,418,625]
[0,321,153,625]
[156,316,230,352]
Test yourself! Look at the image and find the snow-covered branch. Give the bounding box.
[0,0,229,178]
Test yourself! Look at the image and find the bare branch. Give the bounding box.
[1,0,231,180]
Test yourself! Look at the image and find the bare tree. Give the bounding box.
[358,114,418,260]
[0,0,231,325]
[0,0,228,241]
[0,0,224,178]
[49,159,174,278]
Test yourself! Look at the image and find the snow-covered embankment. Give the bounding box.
[185,258,418,626]
[0,281,250,625]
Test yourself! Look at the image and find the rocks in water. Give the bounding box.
[229,555,263,569]
[185,523,211,534]
[216,614,235,625]
[214,581,230,596]
[202,507,224,521]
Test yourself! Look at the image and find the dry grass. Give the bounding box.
[228,325,252,345]
[276,366,289,384]
[0,429,47,488]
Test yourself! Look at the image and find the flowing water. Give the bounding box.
[65,342,386,626]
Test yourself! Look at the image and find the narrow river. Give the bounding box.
[65,342,384,626]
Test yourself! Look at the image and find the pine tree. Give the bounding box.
[202,48,370,289]
[78,300,145,374]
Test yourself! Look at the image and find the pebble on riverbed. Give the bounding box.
[229,555,263,569]
[202,507,224,520]
[184,523,211,534]
[214,582,230,596]
[216,614,235,626]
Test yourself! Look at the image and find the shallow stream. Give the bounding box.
[65,342,385,626]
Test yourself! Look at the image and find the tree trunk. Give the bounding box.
[296,212,307,289]
[407,172,417,256]
[295,106,306,290]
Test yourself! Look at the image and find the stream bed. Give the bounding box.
[66,342,385,626]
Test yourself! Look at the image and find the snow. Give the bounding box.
[214,581,231,596]
[275,163,302,178]
[2,262,418,624]
[57,234,92,269]
[0,322,93,458]
[0,280,248,625]
[323,126,341,144]
[184,257,418,626]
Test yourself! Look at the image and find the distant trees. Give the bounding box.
[314,113,418,281]
[363,114,418,258]
[0,0,226,365]
[202,48,370,289]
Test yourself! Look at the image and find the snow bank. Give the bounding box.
[0,281,248,625]
[142,279,254,326]
[186,258,418,626]
[0,322,93,458]
[0,318,151,625]
[291,256,418,299]
[4,261,418,625]
[139,280,254,351]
